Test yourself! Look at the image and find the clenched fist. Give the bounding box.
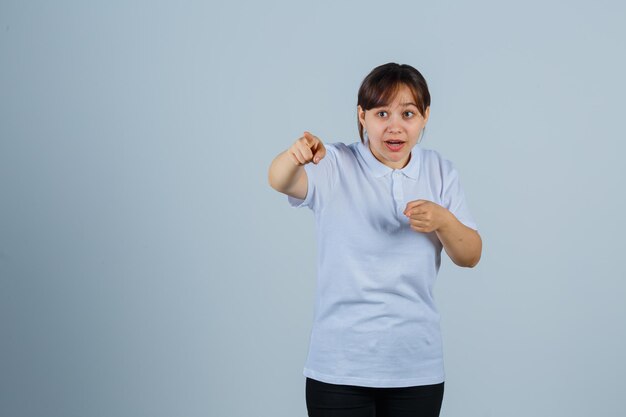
[404,200,452,233]
[288,131,327,166]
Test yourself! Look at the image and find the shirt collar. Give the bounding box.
[356,139,420,180]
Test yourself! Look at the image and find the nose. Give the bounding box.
[386,114,403,134]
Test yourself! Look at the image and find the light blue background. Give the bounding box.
[1,1,625,416]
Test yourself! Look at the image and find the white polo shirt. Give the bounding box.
[288,138,478,388]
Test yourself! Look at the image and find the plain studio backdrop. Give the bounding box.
[1,1,625,416]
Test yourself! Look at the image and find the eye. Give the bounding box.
[404,111,415,118]
[377,111,388,117]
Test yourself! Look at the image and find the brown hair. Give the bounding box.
[357,63,431,143]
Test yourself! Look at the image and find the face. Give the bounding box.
[358,84,430,170]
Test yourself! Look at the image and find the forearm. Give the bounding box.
[268,150,304,192]
[435,211,482,267]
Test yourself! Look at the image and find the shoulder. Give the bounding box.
[324,141,350,153]
[322,141,354,161]
[419,146,456,174]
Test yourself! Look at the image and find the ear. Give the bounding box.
[357,105,366,127]
[423,106,430,124]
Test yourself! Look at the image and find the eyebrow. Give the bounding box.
[375,102,418,108]
[371,102,420,111]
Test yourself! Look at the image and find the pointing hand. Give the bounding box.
[288,131,327,166]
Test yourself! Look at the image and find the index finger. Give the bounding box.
[404,200,426,214]
[303,131,319,141]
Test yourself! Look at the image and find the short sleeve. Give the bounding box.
[440,160,479,231]
[287,143,339,212]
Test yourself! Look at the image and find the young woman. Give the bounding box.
[268,63,482,417]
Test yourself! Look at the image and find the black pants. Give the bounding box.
[305,377,444,417]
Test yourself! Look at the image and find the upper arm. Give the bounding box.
[286,142,339,211]
[440,158,478,231]
[283,169,308,200]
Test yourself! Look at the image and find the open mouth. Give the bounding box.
[384,140,405,151]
